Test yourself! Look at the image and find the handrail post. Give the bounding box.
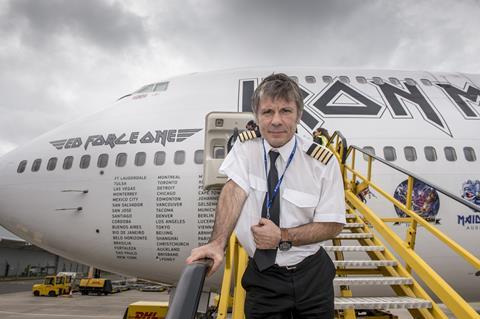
[405,176,418,274]
[165,259,212,319]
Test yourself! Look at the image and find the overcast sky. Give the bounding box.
[1,0,479,156]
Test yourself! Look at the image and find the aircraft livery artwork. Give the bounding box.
[49,129,202,150]
[239,79,480,137]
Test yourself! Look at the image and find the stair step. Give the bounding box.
[335,233,373,239]
[334,260,397,267]
[324,246,384,252]
[334,276,413,286]
[344,223,365,228]
[334,297,432,310]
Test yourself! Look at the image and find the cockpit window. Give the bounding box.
[63,156,73,170]
[17,160,27,173]
[153,82,169,92]
[80,155,90,169]
[135,82,169,94]
[116,153,127,167]
[32,159,42,172]
[47,158,58,171]
[135,84,155,93]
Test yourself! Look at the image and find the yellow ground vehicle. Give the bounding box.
[32,275,71,297]
[79,278,113,295]
[123,301,169,319]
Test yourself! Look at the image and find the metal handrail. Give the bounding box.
[165,259,212,319]
[334,139,480,318]
[347,145,480,212]
[326,130,348,164]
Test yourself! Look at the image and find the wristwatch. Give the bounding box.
[278,228,292,251]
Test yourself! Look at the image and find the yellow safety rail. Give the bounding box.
[214,131,479,319]
[327,131,480,319]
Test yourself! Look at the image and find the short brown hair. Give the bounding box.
[251,73,304,117]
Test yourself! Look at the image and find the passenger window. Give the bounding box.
[174,150,185,165]
[372,77,384,85]
[339,76,350,84]
[116,153,127,167]
[355,76,367,84]
[463,147,476,162]
[421,79,432,86]
[97,154,109,168]
[135,152,146,166]
[383,146,397,161]
[444,147,457,162]
[404,146,417,161]
[194,150,204,164]
[32,159,42,172]
[80,155,91,169]
[154,151,166,166]
[322,76,333,84]
[389,77,400,86]
[47,157,58,171]
[17,160,27,173]
[63,156,73,170]
[405,78,417,86]
[305,76,316,84]
[213,145,225,159]
[424,146,437,161]
[362,146,376,161]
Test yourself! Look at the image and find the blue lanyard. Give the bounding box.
[262,137,297,220]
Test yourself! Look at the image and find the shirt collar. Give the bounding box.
[262,135,297,162]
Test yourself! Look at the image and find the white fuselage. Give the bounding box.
[0,68,478,299]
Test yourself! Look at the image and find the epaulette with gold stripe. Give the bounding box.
[238,130,260,142]
[306,143,334,165]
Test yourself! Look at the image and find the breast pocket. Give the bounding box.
[281,188,318,226]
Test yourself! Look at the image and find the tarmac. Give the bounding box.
[0,279,477,318]
[0,288,169,319]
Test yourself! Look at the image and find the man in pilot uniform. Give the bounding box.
[187,73,346,318]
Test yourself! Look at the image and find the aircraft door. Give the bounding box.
[203,112,254,190]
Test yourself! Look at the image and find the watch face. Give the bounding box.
[279,241,292,251]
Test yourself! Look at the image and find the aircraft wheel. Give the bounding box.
[33,290,40,296]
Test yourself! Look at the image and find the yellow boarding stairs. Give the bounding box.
[210,131,480,319]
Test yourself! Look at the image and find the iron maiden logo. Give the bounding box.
[49,129,202,150]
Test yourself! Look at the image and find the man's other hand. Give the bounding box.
[186,242,224,277]
[251,218,281,249]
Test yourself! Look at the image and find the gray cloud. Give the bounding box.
[0,0,479,155]
[3,0,148,52]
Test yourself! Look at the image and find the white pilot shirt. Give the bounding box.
[219,134,346,267]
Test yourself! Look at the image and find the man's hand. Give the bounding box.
[251,218,281,249]
[186,242,224,277]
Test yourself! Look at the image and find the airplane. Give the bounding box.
[0,67,478,302]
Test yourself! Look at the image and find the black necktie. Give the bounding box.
[253,150,280,271]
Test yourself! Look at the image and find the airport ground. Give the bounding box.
[0,279,476,318]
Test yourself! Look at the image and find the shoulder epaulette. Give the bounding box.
[306,143,334,165]
[238,130,260,142]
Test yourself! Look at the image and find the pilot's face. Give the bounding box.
[256,97,300,148]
